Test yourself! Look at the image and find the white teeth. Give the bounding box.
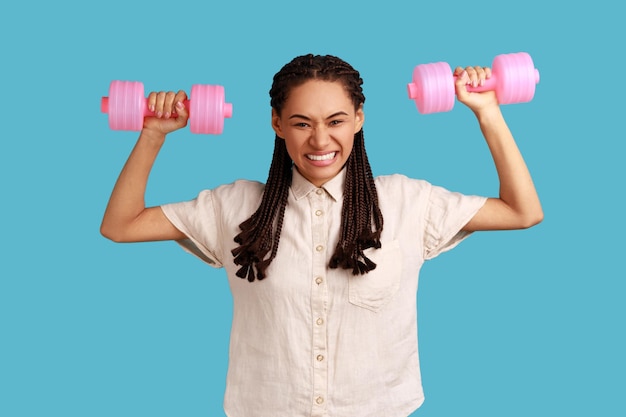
[307,152,336,161]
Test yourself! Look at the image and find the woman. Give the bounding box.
[101,54,542,417]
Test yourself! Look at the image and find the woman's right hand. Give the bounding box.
[143,90,190,136]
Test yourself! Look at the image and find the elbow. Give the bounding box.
[100,222,126,243]
[519,208,544,229]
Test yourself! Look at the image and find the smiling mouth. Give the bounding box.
[306,152,336,161]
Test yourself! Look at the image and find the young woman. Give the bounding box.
[101,54,542,417]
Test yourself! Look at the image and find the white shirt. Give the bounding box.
[161,168,486,417]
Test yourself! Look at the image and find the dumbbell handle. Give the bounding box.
[100,97,233,119]
[456,74,498,94]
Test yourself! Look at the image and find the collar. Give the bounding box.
[291,167,346,202]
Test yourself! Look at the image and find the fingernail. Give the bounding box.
[175,101,184,110]
[157,111,163,118]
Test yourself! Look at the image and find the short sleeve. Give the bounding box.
[423,184,487,260]
[161,190,224,267]
[160,180,265,269]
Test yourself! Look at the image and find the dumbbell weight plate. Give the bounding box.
[106,81,146,131]
[408,61,456,114]
[492,52,540,105]
[189,84,232,134]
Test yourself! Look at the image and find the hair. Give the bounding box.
[231,54,383,282]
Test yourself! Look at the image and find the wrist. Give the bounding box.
[139,128,167,147]
[474,105,504,125]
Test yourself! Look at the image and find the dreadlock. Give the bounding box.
[231,137,292,282]
[329,129,383,274]
[232,54,383,281]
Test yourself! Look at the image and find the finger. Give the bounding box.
[147,92,157,113]
[453,66,465,77]
[455,65,491,85]
[173,90,189,118]
[454,70,470,102]
[454,66,469,83]
[454,70,469,94]
[154,91,167,118]
[175,89,188,103]
[479,67,492,87]
[164,91,178,118]
[472,66,489,86]
[464,66,481,87]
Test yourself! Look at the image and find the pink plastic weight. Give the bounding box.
[407,62,456,114]
[101,80,233,134]
[407,52,540,114]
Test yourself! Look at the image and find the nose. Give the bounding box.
[309,126,331,149]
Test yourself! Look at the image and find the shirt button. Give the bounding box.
[316,245,324,252]
[315,209,323,216]
[316,189,323,195]
[315,396,324,405]
[315,276,324,285]
[316,354,324,362]
[316,317,324,325]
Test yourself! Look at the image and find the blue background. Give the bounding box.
[1,1,623,416]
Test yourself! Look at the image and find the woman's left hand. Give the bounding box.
[453,65,499,115]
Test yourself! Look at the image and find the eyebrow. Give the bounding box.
[288,111,349,120]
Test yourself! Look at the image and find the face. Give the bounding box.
[271,80,364,187]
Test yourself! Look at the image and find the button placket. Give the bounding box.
[309,188,329,416]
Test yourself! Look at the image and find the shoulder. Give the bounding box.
[205,179,265,206]
[374,173,433,197]
[170,179,264,213]
[216,178,265,192]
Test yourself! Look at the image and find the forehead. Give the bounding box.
[284,80,353,112]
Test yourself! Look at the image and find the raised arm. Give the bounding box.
[100,90,189,242]
[455,66,544,231]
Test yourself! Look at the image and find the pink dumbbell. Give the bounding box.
[101,80,233,134]
[407,52,540,114]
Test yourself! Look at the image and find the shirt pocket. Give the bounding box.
[348,240,402,312]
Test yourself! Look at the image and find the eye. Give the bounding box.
[329,119,343,126]
[294,122,310,128]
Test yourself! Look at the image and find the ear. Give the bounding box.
[271,108,284,138]
[354,104,365,133]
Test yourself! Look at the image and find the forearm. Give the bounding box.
[100,130,166,240]
[477,107,543,228]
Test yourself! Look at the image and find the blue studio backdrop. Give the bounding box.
[1,1,624,416]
